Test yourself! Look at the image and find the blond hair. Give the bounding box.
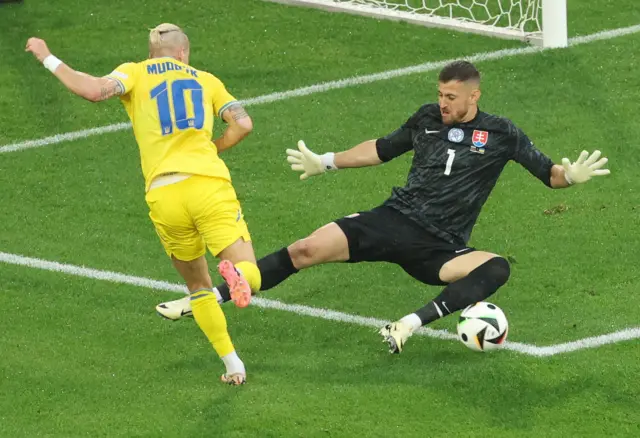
[149,23,189,58]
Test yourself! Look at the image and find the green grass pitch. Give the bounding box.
[1,1,639,436]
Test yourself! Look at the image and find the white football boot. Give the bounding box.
[379,321,413,354]
[156,296,192,321]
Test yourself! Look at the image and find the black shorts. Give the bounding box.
[334,206,475,286]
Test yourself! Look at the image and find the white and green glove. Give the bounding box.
[562,150,610,185]
[286,140,337,180]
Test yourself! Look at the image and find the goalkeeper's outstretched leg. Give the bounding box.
[156,221,351,319]
[259,222,351,288]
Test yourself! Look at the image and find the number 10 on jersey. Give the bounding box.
[150,79,204,135]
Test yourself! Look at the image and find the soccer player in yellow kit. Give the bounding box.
[26,23,261,386]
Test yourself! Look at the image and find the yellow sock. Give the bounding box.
[190,289,235,357]
[236,261,261,292]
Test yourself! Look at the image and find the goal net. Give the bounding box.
[265,0,567,47]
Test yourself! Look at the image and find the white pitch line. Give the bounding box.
[530,327,640,357]
[0,122,131,154]
[1,251,638,357]
[2,23,640,155]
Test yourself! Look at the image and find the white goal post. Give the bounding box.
[265,0,567,48]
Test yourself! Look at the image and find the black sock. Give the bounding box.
[258,247,299,290]
[414,257,511,326]
[215,247,299,303]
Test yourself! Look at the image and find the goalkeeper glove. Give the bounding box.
[562,150,610,185]
[286,140,337,180]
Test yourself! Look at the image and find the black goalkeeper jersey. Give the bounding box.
[376,103,554,246]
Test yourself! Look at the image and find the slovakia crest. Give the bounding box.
[472,130,489,147]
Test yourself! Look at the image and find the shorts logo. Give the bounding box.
[471,130,488,154]
[448,128,464,143]
[236,210,242,222]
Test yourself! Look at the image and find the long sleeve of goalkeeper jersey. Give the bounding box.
[510,127,554,187]
[375,106,432,162]
[375,127,413,162]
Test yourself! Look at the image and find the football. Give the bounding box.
[457,302,508,352]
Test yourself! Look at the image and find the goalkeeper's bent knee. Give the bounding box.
[236,261,261,292]
[442,256,511,310]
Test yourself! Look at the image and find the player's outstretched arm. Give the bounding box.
[550,150,610,188]
[214,103,253,153]
[25,37,122,102]
[286,139,382,180]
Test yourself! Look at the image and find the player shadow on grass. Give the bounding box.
[362,357,594,433]
[158,330,619,434]
[250,344,594,433]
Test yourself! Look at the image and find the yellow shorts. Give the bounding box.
[145,175,251,261]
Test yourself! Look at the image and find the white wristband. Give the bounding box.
[43,54,63,73]
[320,152,338,171]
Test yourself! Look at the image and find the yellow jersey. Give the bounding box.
[106,58,237,191]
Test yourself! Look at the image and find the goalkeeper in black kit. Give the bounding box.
[157,61,610,354]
